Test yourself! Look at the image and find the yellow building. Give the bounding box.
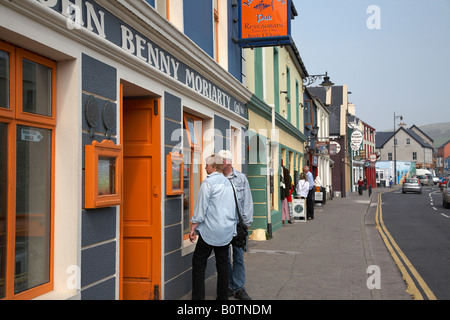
[244,43,308,234]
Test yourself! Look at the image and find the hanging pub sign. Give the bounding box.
[330,141,341,155]
[314,141,329,156]
[239,0,293,47]
[350,130,363,151]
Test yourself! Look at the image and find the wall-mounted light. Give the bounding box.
[303,71,334,92]
[280,90,290,102]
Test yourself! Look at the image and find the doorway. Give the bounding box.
[120,82,161,300]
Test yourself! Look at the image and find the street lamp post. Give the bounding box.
[393,112,403,185]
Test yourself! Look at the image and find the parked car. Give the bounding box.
[418,175,433,186]
[439,177,449,191]
[402,178,422,194]
[432,176,439,185]
[443,180,450,209]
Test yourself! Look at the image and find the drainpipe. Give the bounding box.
[267,105,275,238]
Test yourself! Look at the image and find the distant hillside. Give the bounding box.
[419,122,450,148]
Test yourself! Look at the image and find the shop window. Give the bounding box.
[22,59,52,117]
[0,41,14,118]
[0,40,55,300]
[0,50,9,109]
[304,100,313,126]
[0,123,7,299]
[182,113,203,243]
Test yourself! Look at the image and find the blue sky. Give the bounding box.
[291,0,450,131]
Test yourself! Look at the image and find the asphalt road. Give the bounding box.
[380,185,450,300]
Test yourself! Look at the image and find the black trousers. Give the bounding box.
[307,189,314,219]
[192,234,229,300]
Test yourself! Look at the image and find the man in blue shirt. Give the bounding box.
[218,149,253,300]
[190,154,237,300]
[303,165,315,220]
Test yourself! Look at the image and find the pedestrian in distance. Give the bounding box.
[218,149,254,300]
[190,154,237,300]
[358,177,364,195]
[303,166,315,220]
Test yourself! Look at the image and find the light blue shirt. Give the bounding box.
[306,171,314,191]
[191,172,237,246]
[226,168,254,227]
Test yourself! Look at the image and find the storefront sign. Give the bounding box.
[314,141,329,156]
[239,0,292,47]
[350,130,363,151]
[36,0,247,118]
[351,130,363,145]
[21,128,44,143]
[330,141,340,155]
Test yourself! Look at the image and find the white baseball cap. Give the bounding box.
[217,149,233,160]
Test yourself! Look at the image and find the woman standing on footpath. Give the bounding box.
[189,154,237,300]
[297,172,310,199]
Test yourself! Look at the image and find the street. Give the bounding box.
[379,185,450,300]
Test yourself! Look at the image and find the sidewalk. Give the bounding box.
[182,187,411,300]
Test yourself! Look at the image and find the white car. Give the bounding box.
[432,176,439,185]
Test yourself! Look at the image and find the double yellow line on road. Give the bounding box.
[376,190,437,300]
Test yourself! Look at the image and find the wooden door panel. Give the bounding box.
[122,98,160,300]
[123,157,152,224]
[123,238,152,279]
[123,282,152,300]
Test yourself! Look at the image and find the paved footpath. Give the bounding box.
[182,188,412,300]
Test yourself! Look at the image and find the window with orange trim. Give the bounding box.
[182,113,203,242]
[0,40,55,300]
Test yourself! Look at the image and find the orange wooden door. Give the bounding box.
[122,99,161,300]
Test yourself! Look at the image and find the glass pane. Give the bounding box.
[194,120,202,147]
[22,59,52,116]
[182,150,191,238]
[98,157,116,196]
[191,152,201,218]
[304,100,311,125]
[186,118,197,145]
[0,50,9,109]
[0,123,7,299]
[15,125,51,294]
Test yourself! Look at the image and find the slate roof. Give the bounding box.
[307,86,345,136]
[376,127,434,149]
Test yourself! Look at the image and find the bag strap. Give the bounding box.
[231,182,243,225]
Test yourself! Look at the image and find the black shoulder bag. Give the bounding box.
[230,183,248,249]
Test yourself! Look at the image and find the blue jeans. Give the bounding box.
[228,245,245,292]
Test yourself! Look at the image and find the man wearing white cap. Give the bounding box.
[218,149,253,300]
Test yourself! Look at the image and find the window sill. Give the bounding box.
[33,290,80,300]
[181,238,197,256]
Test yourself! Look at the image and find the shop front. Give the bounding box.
[0,0,250,300]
